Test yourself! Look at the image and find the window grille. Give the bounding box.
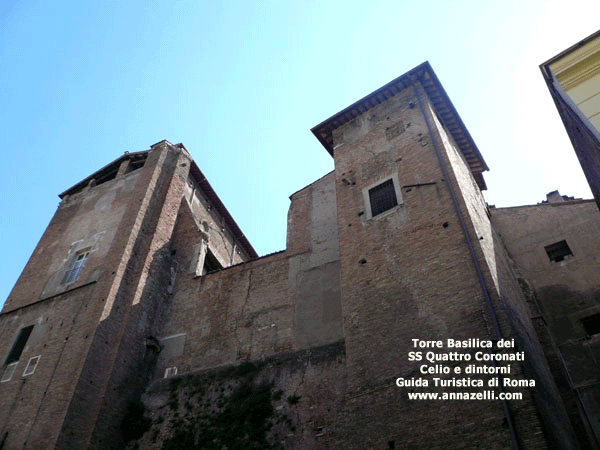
[369,179,398,216]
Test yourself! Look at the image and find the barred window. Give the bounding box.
[369,179,398,216]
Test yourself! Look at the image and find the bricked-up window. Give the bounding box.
[544,240,573,262]
[5,325,34,365]
[369,179,398,216]
[62,250,90,284]
[582,313,600,337]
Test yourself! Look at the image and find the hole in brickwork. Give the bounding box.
[359,259,367,265]
[442,222,449,228]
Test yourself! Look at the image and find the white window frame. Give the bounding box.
[62,249,90,284]
[362,173,403,219]
[23,355,41,377]
[164,366,178,378]
[1,362,18,383]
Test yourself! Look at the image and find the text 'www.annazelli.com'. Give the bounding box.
[407,391,523,400]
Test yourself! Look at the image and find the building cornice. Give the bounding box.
[311,61,488,189]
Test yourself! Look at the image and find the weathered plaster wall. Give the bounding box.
[183,174,247,269]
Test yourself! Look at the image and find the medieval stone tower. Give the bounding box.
[2,62,598,449]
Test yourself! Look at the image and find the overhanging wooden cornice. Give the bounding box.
[311,61,488,188]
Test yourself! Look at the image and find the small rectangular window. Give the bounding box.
[1,362,18,383]
[62,250,90,284]
[544,240,573,262]
[23,356,41,376]
[582,313,600,337]
[5,325,34,365]
[369,179,398,216]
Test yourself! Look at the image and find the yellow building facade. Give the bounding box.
[541,30,600,209]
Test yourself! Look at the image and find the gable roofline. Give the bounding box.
[311,61,488,189]
[59,141,258,260]
[188,160,258,260]
[540,29,600,79]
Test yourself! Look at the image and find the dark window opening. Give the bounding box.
[388,441,396,449]
[5,325,34,365]
[582,313,600,337]
[95,166,119,186]
[125,154,147,174]
[203,250,222,275]
[369,179,398,216]
[544,240,573,262]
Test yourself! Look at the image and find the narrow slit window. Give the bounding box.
[544,240,573,263]
[5,325,34,365]
[62,250,90,284]
[369,179,398,216]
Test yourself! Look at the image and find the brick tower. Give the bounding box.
[0,141,255,449]
[312,62,576,449]
[0,63,585,450]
